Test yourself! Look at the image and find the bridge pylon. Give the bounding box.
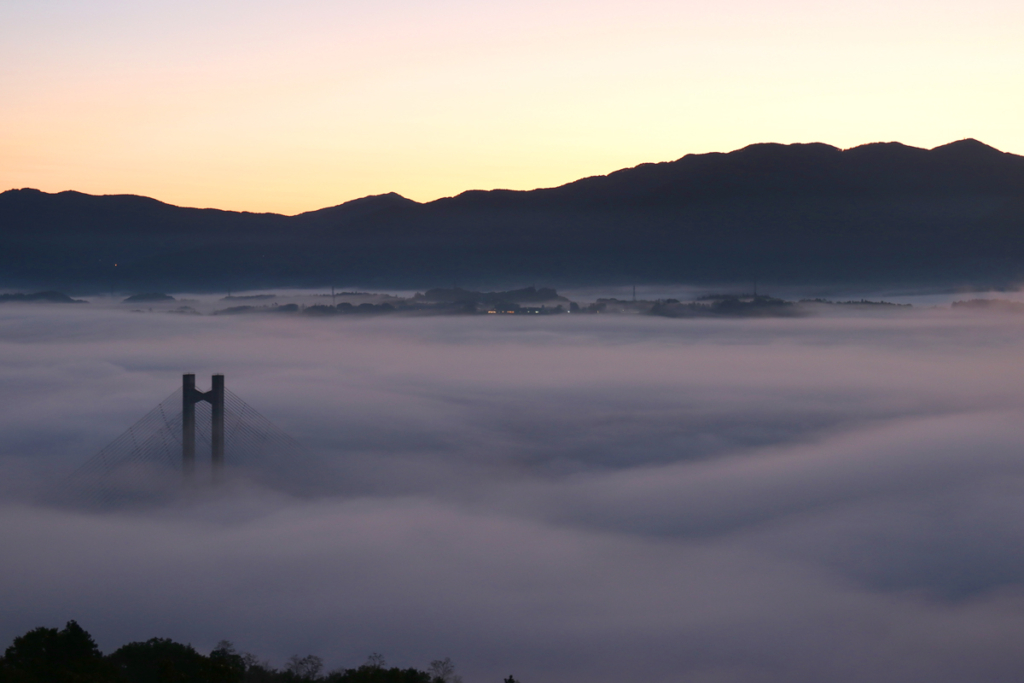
[182,373,225,484]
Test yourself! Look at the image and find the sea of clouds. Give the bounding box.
[2,301,1024,682]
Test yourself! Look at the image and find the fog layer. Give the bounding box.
[2,305,1024,682]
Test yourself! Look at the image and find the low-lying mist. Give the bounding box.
[3,301,1024,682]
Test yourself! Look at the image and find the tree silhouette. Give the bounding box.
[426,658,462,683]
[210,641,246,682]
[1,620,115,683]
[286,654,324,681]
[109,637,240,683]
[0,623,475,683]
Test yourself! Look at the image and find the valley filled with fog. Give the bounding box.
[3,299,1024,682]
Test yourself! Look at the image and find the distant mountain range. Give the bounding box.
[3,139,1024,292]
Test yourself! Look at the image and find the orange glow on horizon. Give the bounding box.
[3,0,1023,214]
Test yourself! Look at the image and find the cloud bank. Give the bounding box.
[2,304,1024,682]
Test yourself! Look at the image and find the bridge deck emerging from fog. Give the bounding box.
[62,375,309,508]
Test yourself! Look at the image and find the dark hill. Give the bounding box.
[294,192,420,224]
[3,139,1024,291]
[0,290,86,303]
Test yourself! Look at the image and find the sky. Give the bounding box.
[3,0,1023,214]
[4,301,1024,681]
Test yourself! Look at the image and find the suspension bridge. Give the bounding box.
[58,374,313,508]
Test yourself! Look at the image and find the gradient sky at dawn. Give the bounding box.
[3,0,1022,214]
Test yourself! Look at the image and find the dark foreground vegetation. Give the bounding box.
[0,621,518,683]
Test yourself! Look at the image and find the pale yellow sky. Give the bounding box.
[3,0,1022,214]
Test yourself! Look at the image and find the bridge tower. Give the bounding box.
[182,373,225,483]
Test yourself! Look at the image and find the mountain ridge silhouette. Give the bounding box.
[4,139,1023,291]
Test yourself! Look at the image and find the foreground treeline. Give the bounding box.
[0,621,516,683]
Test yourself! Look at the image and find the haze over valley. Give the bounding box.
[5,293,1024,681]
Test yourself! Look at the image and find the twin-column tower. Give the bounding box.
[182,373,224,482]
